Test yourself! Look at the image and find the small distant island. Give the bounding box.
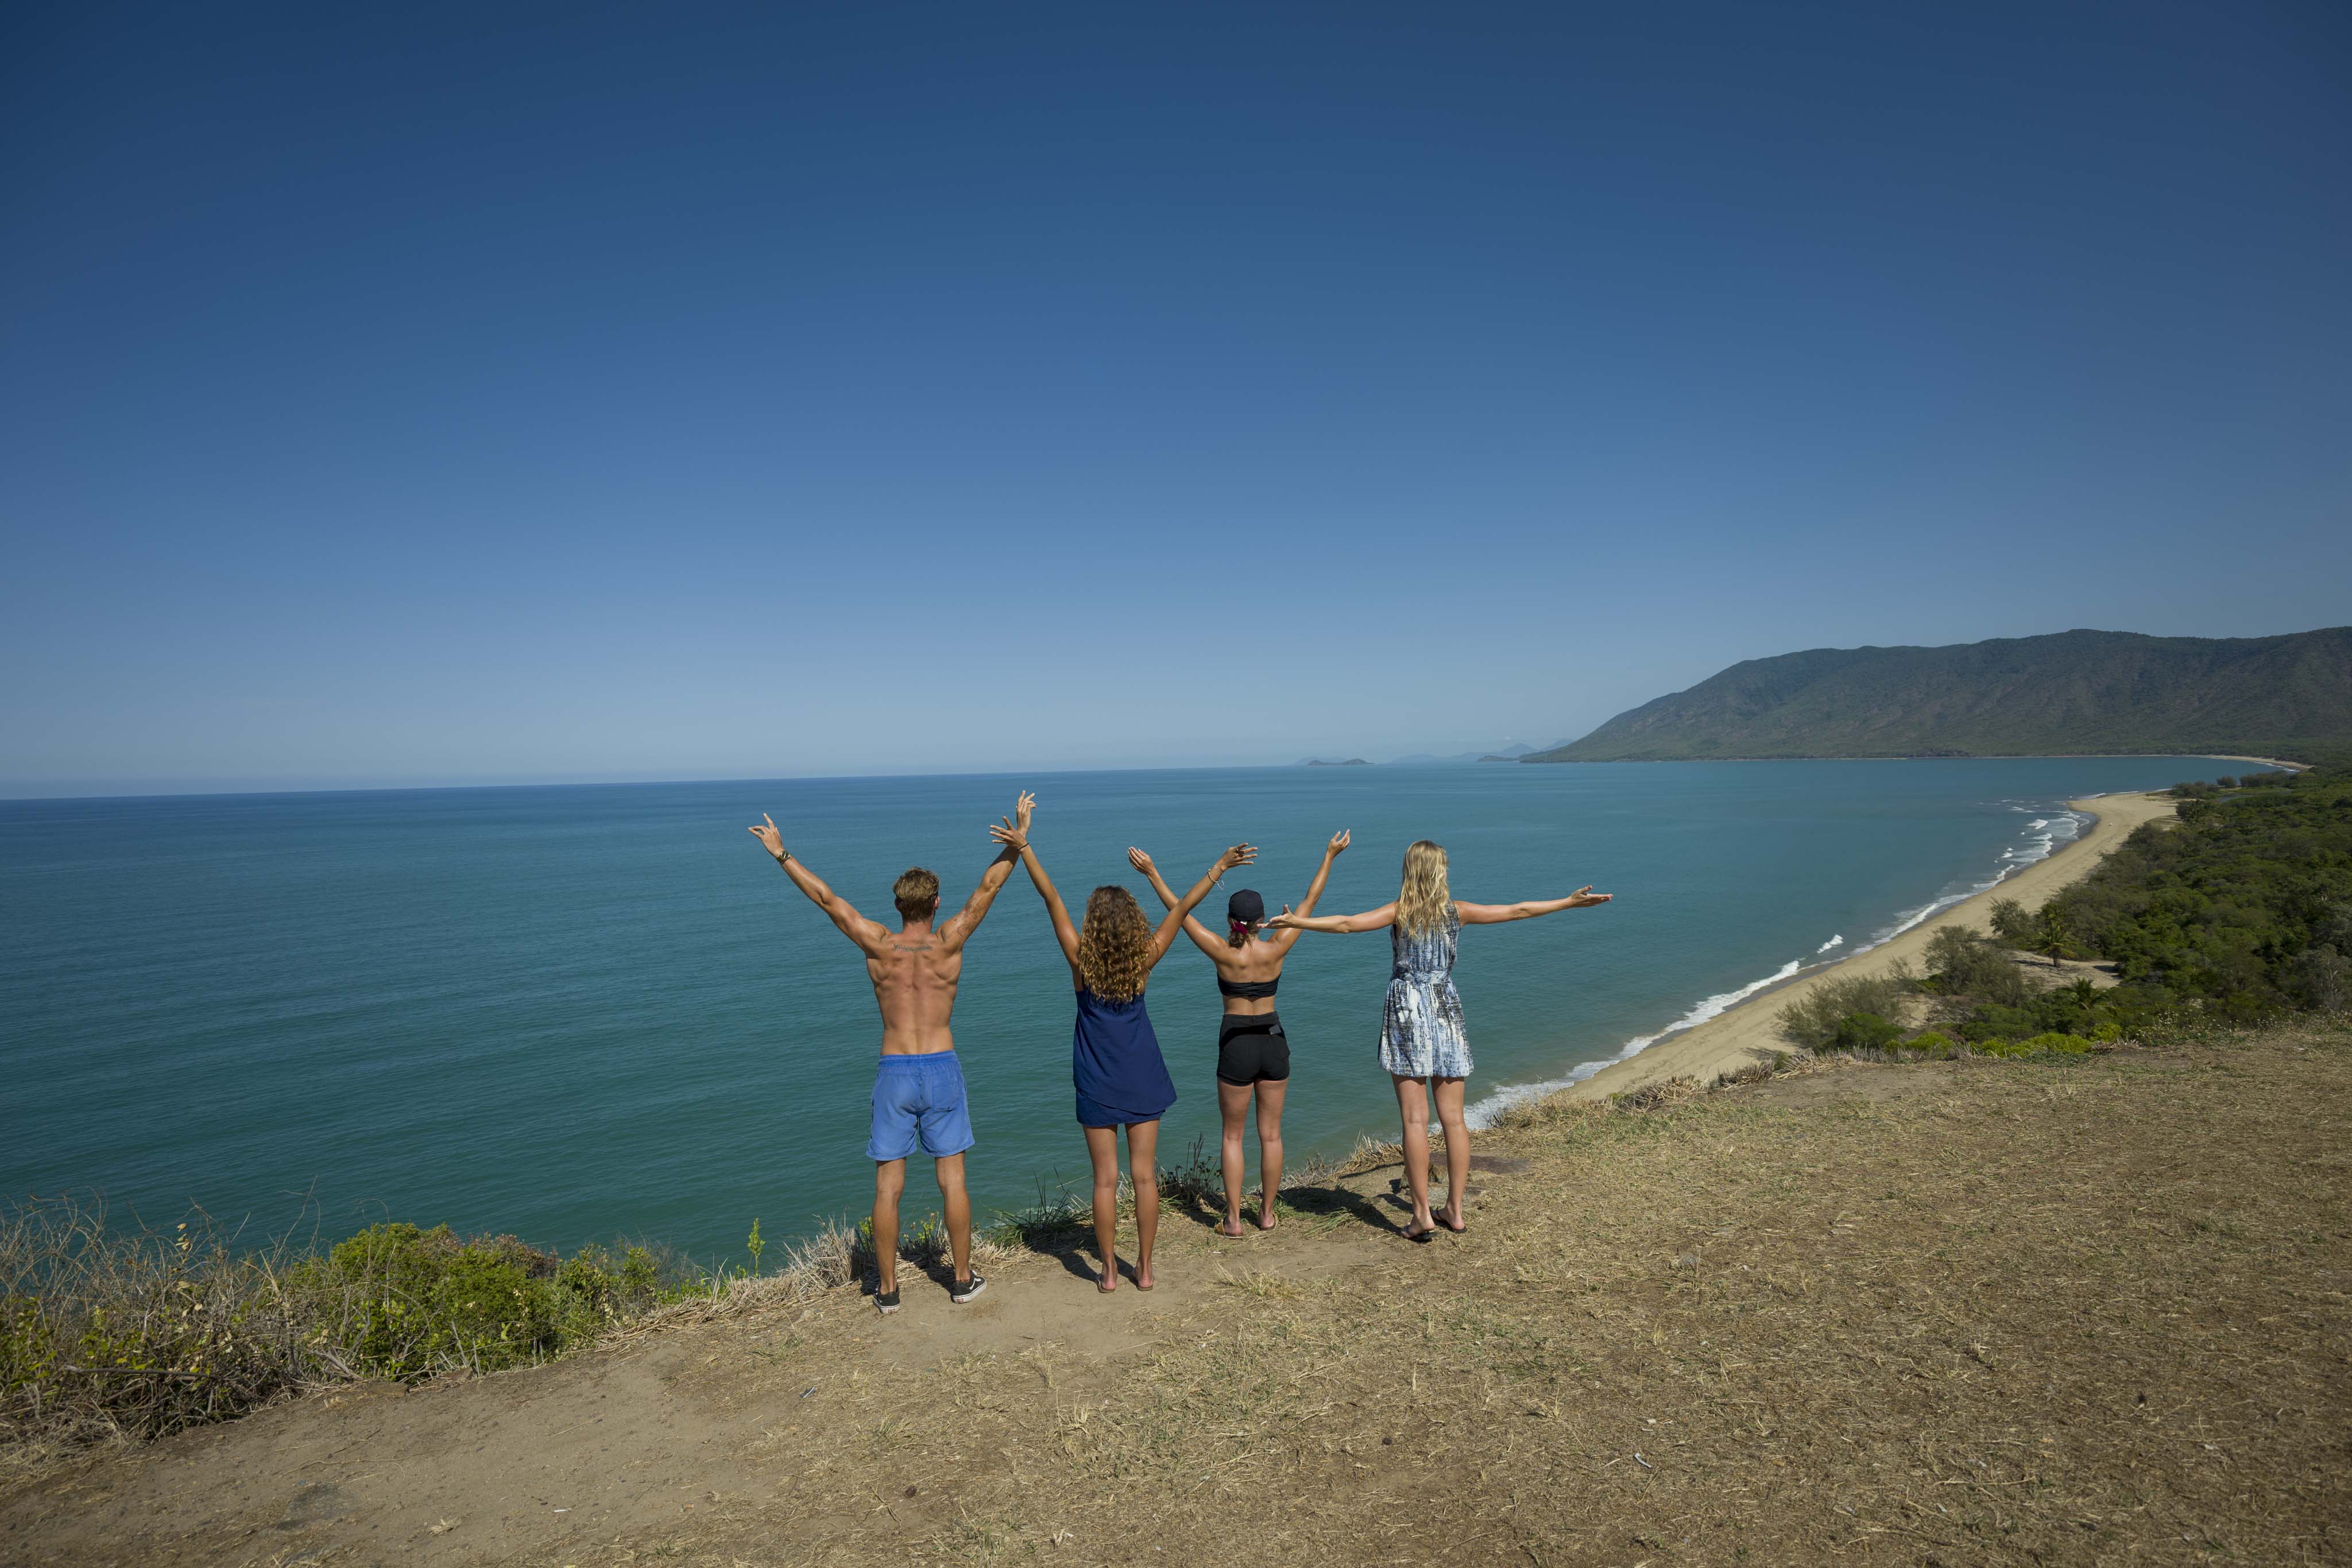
[1522,626,2352,763]
[1302,757,1371,766]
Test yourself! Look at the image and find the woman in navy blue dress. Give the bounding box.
[996,808,1252,1292]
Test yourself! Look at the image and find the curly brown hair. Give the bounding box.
[1078,885,1154,1002]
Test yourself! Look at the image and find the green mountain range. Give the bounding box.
[1523,627,2352,764]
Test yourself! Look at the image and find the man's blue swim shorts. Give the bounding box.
[866,1050,976,1162]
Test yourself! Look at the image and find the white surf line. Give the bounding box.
[1855,806,2087,951]
[1463,803,2092,1129]
[1464,955,1807,1128]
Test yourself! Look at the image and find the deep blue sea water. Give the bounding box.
[1,758,2238,1262]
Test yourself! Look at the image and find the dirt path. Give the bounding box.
[8,1019,2349,1566]
[1569,789,2178,1101]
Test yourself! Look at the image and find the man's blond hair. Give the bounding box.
[893,867,941,922]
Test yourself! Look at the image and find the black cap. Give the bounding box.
[1227,888,1266,925]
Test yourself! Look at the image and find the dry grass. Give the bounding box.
[0,1199,353,1459]
[652,1019,2352,1565]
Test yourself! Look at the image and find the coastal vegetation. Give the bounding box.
[0,1202,741,1453]
[1780,764,2352,1058]
[0,1136,1237,1460]
[1524,625,2352,761]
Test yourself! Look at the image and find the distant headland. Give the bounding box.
[1521,626,2351,764]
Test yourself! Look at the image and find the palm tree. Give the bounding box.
[2031,904,2073,967]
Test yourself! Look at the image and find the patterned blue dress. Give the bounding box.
[1382,908,1472,1078]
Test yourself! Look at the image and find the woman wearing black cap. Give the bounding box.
[1129,829,1350,1236]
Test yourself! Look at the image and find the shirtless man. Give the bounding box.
[748,790,1034,1313]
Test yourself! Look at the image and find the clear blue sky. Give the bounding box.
[5,3,2348,793]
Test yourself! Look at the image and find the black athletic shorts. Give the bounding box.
[1216,1012,1290,1086]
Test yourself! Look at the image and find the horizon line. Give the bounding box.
[0,752,2276,808]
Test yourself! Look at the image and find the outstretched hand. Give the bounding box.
[1217,843,1258,873]
[989,790,1036,852]
[1264,902,1299,929]
[1566,886,1611,908]
[748,813,785,858]
[1327,828,1351,856]
[1127,846,1156,877]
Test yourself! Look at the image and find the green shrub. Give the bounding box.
[1828,1012,1904,1052]
[2025,1031,2094,1055]
[1987,897,2033,944]
[1,1297,57,1406]
[1775,964,1917,1051]
[304,1223,562,1380]
[1975,1032,2095,1059]
[1923,925,2029,1005]
[1899,1030,1955,1055]
[1963,1004,2039,1042]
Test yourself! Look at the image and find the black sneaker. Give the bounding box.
[875,1285,901,1315]
[950,1272,987,1304]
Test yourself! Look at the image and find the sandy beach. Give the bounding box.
[1564,789,2180,1102]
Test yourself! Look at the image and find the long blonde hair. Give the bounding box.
[1396,839,1453,938]
[1078,885,1154,1002]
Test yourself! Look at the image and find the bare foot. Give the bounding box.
[1256,1205,1278,1232]
[1437,1204,1466,1233]
[1097,1261,1119,1293]
[1135,1263,1155,1291]
[1216,1218,1247,1238]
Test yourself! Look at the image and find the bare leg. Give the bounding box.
[934,1152,973,1284]
[1084,1124,1122,1291]
[1392,1075,1436,1237]
[872,1159,907,1294]
[1432,1077,1469,1231]
[1255,1078,1289,1229]
[1216,1079,1252,1237]
[1127,1119,1162,1289]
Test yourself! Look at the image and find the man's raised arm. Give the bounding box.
[941,791,1034,950]
[748,812,889,953]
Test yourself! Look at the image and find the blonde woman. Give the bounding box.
[993,810,1254,1291]
[1271,841,1609,1241]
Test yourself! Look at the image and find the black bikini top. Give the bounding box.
[1217,976,1279,1000]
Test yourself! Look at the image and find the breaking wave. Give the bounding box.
[1463,802,2094,1129]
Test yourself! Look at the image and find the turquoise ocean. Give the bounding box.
[2,758,2239,1262]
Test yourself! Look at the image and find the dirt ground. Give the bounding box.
[6,1022,2349,1567]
